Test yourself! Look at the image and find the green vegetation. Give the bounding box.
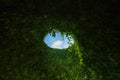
[0,0,119,80]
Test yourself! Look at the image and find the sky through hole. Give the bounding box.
[44,32,74,49]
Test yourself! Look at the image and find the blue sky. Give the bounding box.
[44,32,74,49]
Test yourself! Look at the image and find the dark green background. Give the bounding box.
[0,0,120,80]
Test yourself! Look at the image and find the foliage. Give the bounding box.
[0,0,119,80]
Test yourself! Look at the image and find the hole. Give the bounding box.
[44,31,74,49]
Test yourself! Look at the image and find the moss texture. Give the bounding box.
[0,0,120,80]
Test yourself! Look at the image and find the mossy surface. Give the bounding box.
[0,0,120,80]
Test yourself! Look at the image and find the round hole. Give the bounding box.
[44,31,74,49]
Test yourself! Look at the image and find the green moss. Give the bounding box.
[0,0,119,80]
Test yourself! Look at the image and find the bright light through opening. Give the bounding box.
[44,31,74,49]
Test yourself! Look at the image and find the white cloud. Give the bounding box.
[62,42,69,48]
[50,38,74,49]
[50,40,63,48]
